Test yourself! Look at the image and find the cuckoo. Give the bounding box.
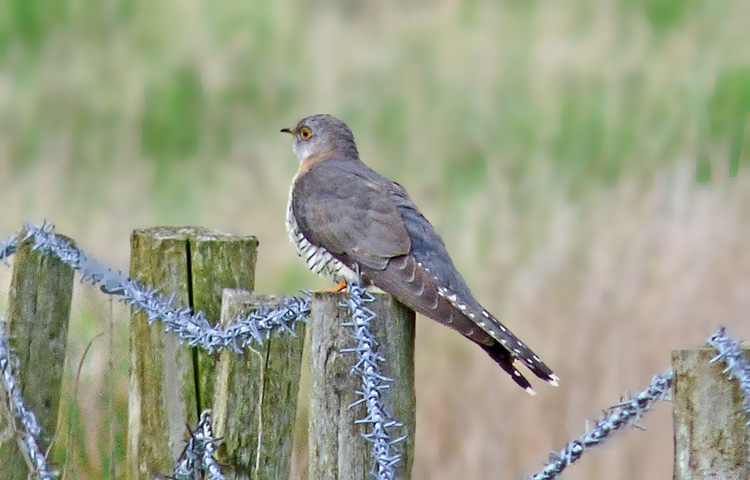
[282,114,558,393]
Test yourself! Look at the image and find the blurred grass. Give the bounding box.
[1,0,750,478]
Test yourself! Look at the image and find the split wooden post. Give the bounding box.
[127,227,257,480]
[0,228,74,478]
[308,291,416,480]
[672,348,750,479]
[211,289,306,480]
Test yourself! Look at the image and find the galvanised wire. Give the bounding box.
[529,371,674,480]
[342,282,406,480]
[1,222,310,479]
[6,222,310,352]
[0,318,59,480]
[532,328,750,479]
[172,410,225,480]
[708,327,750,424]
[0,223,403,479]
[4,224,750,480]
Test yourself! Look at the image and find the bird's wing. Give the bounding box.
[292,160,496,340]
[291,159,411,271]
[292,159,556,391]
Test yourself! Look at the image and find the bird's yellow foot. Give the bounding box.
[325,280,348,293]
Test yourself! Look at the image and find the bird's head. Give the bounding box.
[281,114,358,163]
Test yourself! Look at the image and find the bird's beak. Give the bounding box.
[280,127,294,135]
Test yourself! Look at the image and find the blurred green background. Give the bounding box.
[1,0,750,478]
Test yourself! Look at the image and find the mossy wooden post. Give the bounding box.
[0,228,74,478]
[309,291,415,480]
[189,231,259,408]
[673,348,750,479]
[212,289,306,479]
[127,227,257,480]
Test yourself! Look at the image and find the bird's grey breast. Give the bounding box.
[286,180,358,283]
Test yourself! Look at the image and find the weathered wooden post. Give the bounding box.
[309,291,416,480]
[127,227,257,479]
[211,289,306,480]
[673,348,750,479]
[0,228,74,477]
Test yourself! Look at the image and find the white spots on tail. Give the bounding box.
[433,279,560,391]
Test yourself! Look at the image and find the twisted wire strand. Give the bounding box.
[171,410,225,480]
[1,222,312,479]
[342,281,405,480]
[5,223,310,353]
[708,327,750,424]
[0,318,59,480]
[5,224,750,480]
[532,327,750,479]
[529,371,673,480]
[0,233,16,265]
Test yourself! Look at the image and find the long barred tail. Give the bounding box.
[479,339,558,395]
[437,287,559,394]
[472,308,559,394]
[363,253,559,394]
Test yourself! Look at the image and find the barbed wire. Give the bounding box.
[343,281,406,480]
[708,327,750,424]
[529,371,673,480]
[4,223,750,480]
[0,318,59,480]
[0,223,403,479]
[0,223,311,479]
[530,328,750,479]
[169,410,225,480]
[0,233,16,265]
[4,222,309,353]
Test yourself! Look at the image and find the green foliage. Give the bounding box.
[141,65,204,163]
[0,0,67,49]
[1,1,749,477]
[707,68,750,177]
[625,0,703,30]
[553,81,610,193]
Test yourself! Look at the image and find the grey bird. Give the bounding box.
[282,114,558,393]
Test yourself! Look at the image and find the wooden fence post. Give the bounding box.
[127,227,257,480]
[211,289,306,479]
[0,228,74,478]
[673,348,750,479]
[309,291,416,480]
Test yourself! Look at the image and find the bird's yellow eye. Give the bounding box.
[299,126,313,140]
